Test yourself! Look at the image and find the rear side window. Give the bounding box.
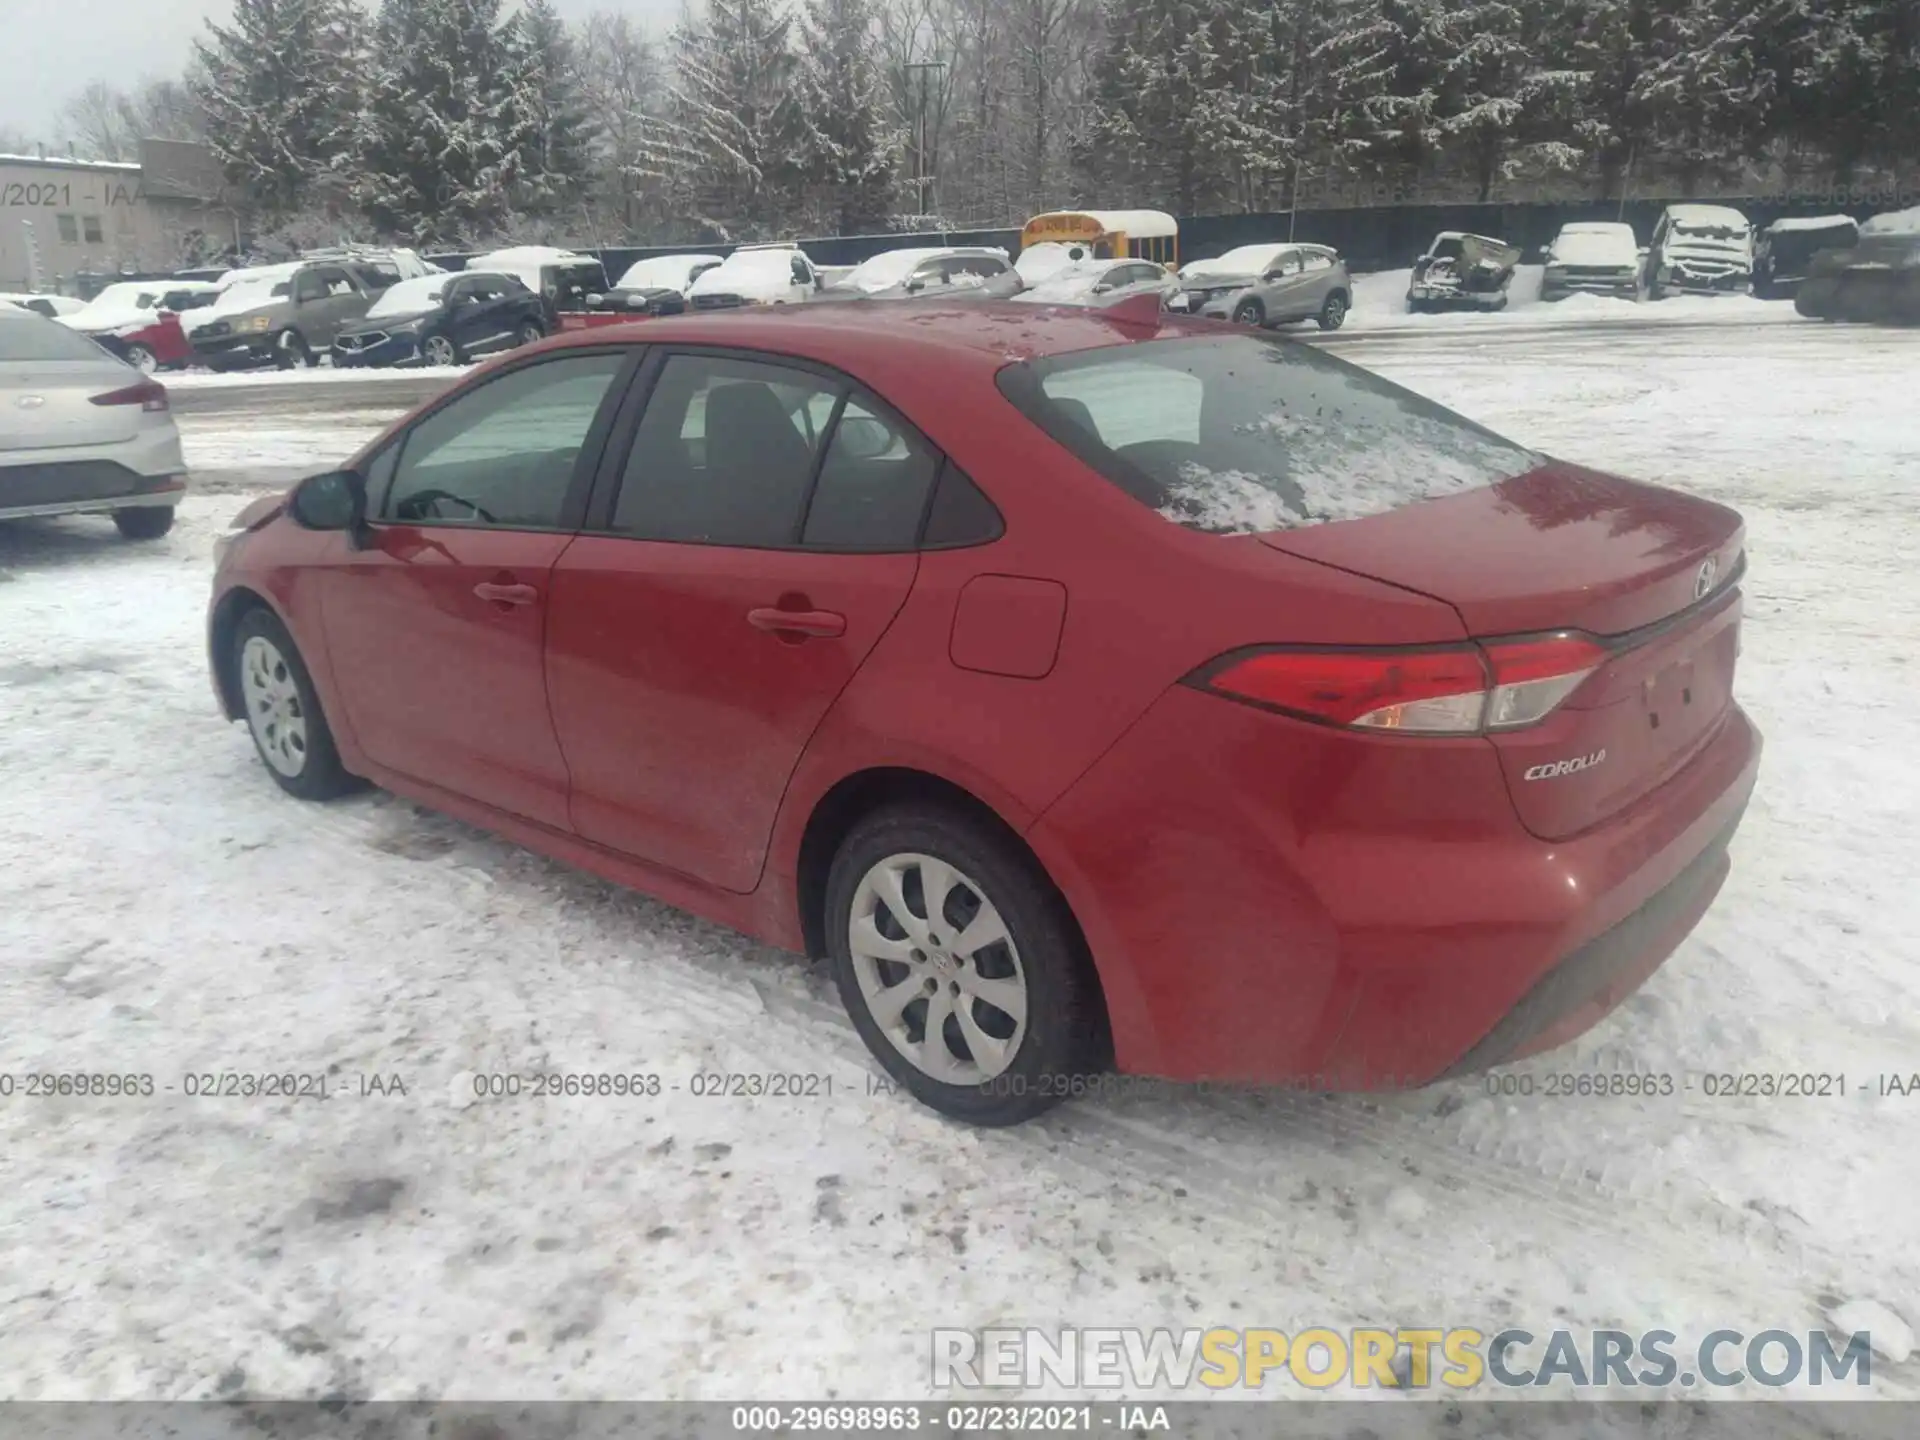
[997,334,1540,535]
[0,315,107,362]
[801,397,940,549]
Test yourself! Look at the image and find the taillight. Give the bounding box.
[90,380,169,412]
[1193,634,1605,736]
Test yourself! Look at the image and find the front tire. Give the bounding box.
[1316,292,1349,330]
[826,805,1103,1126]
[423,333,461,367]
[515,321,544,347]
[124,343,159,375]
[274,330,314,369]
[231,608,359,801]
[1231,297,1265,328]
[113,506,175,540]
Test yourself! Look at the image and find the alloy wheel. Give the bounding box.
[425,335,457,366]
[241,634,309,778]
[847,852,1028,1084]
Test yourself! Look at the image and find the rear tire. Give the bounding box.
[231,607,359,801]
[124,343,159,374]
[1316,292,1349,330]
[113,506,175,540]
[1231,297,1265,328]
[825,804,1103,1126]
[515,321,544,347]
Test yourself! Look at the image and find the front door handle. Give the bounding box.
[474,581,538,607]
[747,606,846,638]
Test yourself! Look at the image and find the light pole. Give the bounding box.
[904,58,948,220]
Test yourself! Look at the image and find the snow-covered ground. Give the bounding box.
[1,320,1916,1405]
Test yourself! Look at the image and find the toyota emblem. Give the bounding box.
[1693,557,1718,600]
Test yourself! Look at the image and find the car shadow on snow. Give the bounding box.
[0,515,178,575]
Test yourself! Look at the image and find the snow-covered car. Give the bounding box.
[813,247,1021,303]
[1540,222,1641,302]
[1793,207,1920,324]
[1169,243,1351,330]
[1011,257,1176,307]
[1752,216,1859,299]
[613,254,725,296]
[0,292,87,320]
[0,305,186,539]
[58,280,221,372]
[1407,232,1521,312]
[1014,241,1096,288]
[332,271,547,368]
[687,245,823,309]
[466,247,610,327]
[1644,205,1753,298]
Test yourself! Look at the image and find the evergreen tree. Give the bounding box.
[191,0,362,213]
[793,0,898,233]
[353,0,526,241]
[508,0,597,216]
[661,0,804,238]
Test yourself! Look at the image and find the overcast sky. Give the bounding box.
[0,0,676,144]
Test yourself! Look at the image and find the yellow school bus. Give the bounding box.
[1019,210,1179,267]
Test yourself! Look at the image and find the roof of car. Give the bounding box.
[532,298,1178,373]
[1666,204,1750,226]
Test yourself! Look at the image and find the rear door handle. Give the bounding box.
[747,607,846,638]
[474,581,539,607]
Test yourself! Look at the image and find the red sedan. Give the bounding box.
[208,299,1760,1125]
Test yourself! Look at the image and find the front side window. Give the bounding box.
[997,335,1541,536]
[384,353,627,529]
[612,354,838,546]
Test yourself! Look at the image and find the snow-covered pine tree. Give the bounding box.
[353,0,526,241]
[191,0,363,214]
[793,0,899,234]
[507,0,597,217]
[656,0,805,239]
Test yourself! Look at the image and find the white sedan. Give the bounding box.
[0,307,187,539]
[1011,257,1178,306]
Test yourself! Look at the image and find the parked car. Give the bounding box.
[1012,257,1177,307]
[1794,207,1920,324]
[1406,232,1520,312]
[187,259,399,370]
[0,292,87,320]
[1540,222,1641,302]
[58,280,221,372]
[332,271,547,368]
[465,247,610,328]
[1168,243,1351,330]
[1752,215,1860,299]
[0,305,186,539]
[612,254,725,296]
[1014,241,1096,288]
[687,244,823,309]
[1643,205,1753,298]
[207,300,1758,1126]
[814,247,1022,303]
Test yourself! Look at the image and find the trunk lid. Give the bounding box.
[1261,461,1747,838]
[0,359,144,450]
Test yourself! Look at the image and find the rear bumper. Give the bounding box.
[1029,686,1762,1088]
[0,465,186,520]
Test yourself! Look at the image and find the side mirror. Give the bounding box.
[289,468,367,543]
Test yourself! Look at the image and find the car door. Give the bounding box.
[1257,249,1312,319]
[544,348,936,892]
[451,276,519,354]
[313,349,635,829]
[788,254,818,302]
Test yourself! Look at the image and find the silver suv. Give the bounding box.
[1168,243,1351,330]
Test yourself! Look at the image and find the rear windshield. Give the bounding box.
[0,315,109,362]
[996,334,1541,534]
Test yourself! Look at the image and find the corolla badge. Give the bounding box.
[1693,557,1718,600]
[1523,750,1606,781]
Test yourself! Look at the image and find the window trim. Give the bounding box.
[368,344,645,533]
[581,343,972,555]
